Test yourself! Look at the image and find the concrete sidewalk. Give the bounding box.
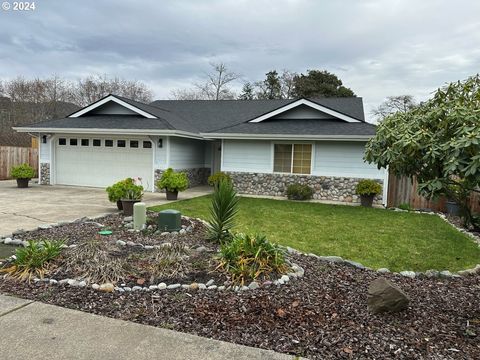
[0,294,293,360]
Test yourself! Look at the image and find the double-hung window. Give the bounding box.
[273,143,312,174]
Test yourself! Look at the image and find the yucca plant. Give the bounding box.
[207,179,239,243]
[1,240,64,281]
[218,233,288,285]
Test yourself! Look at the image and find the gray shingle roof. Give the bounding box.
[20,95,373,137]
[205,119,376,136]
[25,115,173,130]
[150,97,365,133]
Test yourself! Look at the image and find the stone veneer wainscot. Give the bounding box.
[154,168,210,192]
[226,171,383,204]
[39,163,51,185]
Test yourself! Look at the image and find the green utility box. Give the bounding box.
[157,209,181,232]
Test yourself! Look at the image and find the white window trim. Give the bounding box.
[271,141,315,176]
[249,99,361,123]
[69,95,157,119]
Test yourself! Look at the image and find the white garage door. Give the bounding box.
[55,136,154,191]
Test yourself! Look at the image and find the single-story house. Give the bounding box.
[14,94,387,204]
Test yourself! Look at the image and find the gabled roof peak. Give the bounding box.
[68,94,158,119]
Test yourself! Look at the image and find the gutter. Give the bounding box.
[12,127,205,140]
[199,133,374,141]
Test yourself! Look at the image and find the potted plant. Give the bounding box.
[106,178,135,210]
[355,179,382,207]
[156,168,189,200]
[121,180,144,216]
[11,163,35,188]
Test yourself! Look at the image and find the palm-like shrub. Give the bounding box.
[207,179,239,243]
[218,233,288,285]
[1,240,64,281]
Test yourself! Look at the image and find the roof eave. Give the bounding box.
[13,127,205,140]
[200,132,373,141]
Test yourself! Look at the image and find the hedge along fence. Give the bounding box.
[0,146,38,180]
[387,173,480,213]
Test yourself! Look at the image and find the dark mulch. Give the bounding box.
[1,253,479,359]
[22,212,212,248]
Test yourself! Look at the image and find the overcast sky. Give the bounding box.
[1,0,479,121]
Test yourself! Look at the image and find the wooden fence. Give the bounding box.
[387,173,480,213]
[0,146,39,180]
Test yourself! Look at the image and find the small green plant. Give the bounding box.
[208,172,232,187]
[398,203,413,211]
[286,183,314,200]
[106,178,135,203]
[123,181,144,200]
[157,168,189,192]
[207,179,239,243]
[11,163,35,179]
[1,240,64,281]
[218,233,288,285]
[355,179,382,196]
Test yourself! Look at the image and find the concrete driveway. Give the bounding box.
[0,180,210,237]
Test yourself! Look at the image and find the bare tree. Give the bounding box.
[171,62,241,100]
[280,70,297,99]
[0,74,154,146]
[72,74,153,106]
[371,95,417,121]
[169,88,209,100]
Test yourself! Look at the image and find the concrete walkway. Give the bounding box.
[0,180,211,237]
[0,294,292,360]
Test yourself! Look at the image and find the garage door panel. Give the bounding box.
[55,137,153,191]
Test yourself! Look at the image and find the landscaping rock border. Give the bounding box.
[0,214,305,293]
[23,260,305,294]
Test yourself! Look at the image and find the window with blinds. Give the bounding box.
[273,143,312,174]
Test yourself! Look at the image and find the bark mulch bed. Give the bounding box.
[1,213,479,359]
[1,255,479,359]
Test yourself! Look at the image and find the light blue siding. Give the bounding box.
[313,141,384,179]
[222,140,272,172]
[39,134,51,162]
[169,137,205,169]
[204,142,212,168]
[154,136,167,168]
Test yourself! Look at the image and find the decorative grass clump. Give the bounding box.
[218,233,288,285]
[61,238,127,284]
[1,240,64,281]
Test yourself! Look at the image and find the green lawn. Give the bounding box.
[150,196,480,272]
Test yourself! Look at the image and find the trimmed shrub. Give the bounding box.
[208,172,232,187]
[157,168,189,193]
[355,179,382,196]
[218,233,288,285]
[11,163,35,179]
[286,183,314,200]
[207,179,239,243]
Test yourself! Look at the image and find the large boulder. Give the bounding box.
[367,278,409,314]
